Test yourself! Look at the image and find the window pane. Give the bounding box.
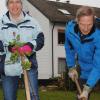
[58,58,66,74]
[58,30,65,45]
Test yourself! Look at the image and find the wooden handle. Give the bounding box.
[74,77,82,94]
[74,77,86,100]
[21,56,31,100]
[23,70,31,100]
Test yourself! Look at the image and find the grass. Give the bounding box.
[40,91,100,100]
[0,88,100,100]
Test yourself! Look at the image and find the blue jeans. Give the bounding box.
[1,68,39,100]
[28,68,40,100]
[1,76,19,100]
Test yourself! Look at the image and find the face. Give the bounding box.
[7,0,22,17]
[77,15,94,35]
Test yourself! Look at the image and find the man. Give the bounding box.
[65,6,100,100]
[0,0,44,100]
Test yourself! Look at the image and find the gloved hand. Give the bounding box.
[68,67,78,81]
[18,45,32,56]
[78,85,92,100]
[8,45,18,53]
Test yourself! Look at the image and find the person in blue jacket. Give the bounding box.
[0,0,44,100]
[65,6,100,100]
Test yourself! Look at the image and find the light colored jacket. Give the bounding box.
[0,11,44,76]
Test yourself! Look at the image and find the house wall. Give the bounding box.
[53,24,66,77]
[24,0,52,79]
[23,0,66,79]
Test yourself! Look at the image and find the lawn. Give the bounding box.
[0,89,100,100]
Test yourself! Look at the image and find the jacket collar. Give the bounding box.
[2,11,30,26]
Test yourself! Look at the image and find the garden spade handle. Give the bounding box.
[21,56,31,100]
[74,77,86,100]
[74,77,82,94]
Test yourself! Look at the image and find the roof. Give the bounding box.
[28,0,100,24]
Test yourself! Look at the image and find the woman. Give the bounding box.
[0,0,44,100]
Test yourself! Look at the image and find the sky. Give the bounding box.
[69,0,100,8]
[0,0,100,19]
[50,0,100,8]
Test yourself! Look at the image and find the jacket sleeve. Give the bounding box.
[29,19,44,51]
[0,29,5,55]
[64,22,76,68]
[86,33,100,88]
[35,32,44,51]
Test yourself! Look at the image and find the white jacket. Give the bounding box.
[0,11,44,76]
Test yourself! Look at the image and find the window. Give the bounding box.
[58,9,71,15]
[58,29,65,45]
[58,58,66,74]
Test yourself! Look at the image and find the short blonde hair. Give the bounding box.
[76,6,95,21]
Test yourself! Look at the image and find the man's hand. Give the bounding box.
[78,85,92,100]
[68,67,78,81]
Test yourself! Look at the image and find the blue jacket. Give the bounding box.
[65,19,100,88]
[0,11,44,76]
